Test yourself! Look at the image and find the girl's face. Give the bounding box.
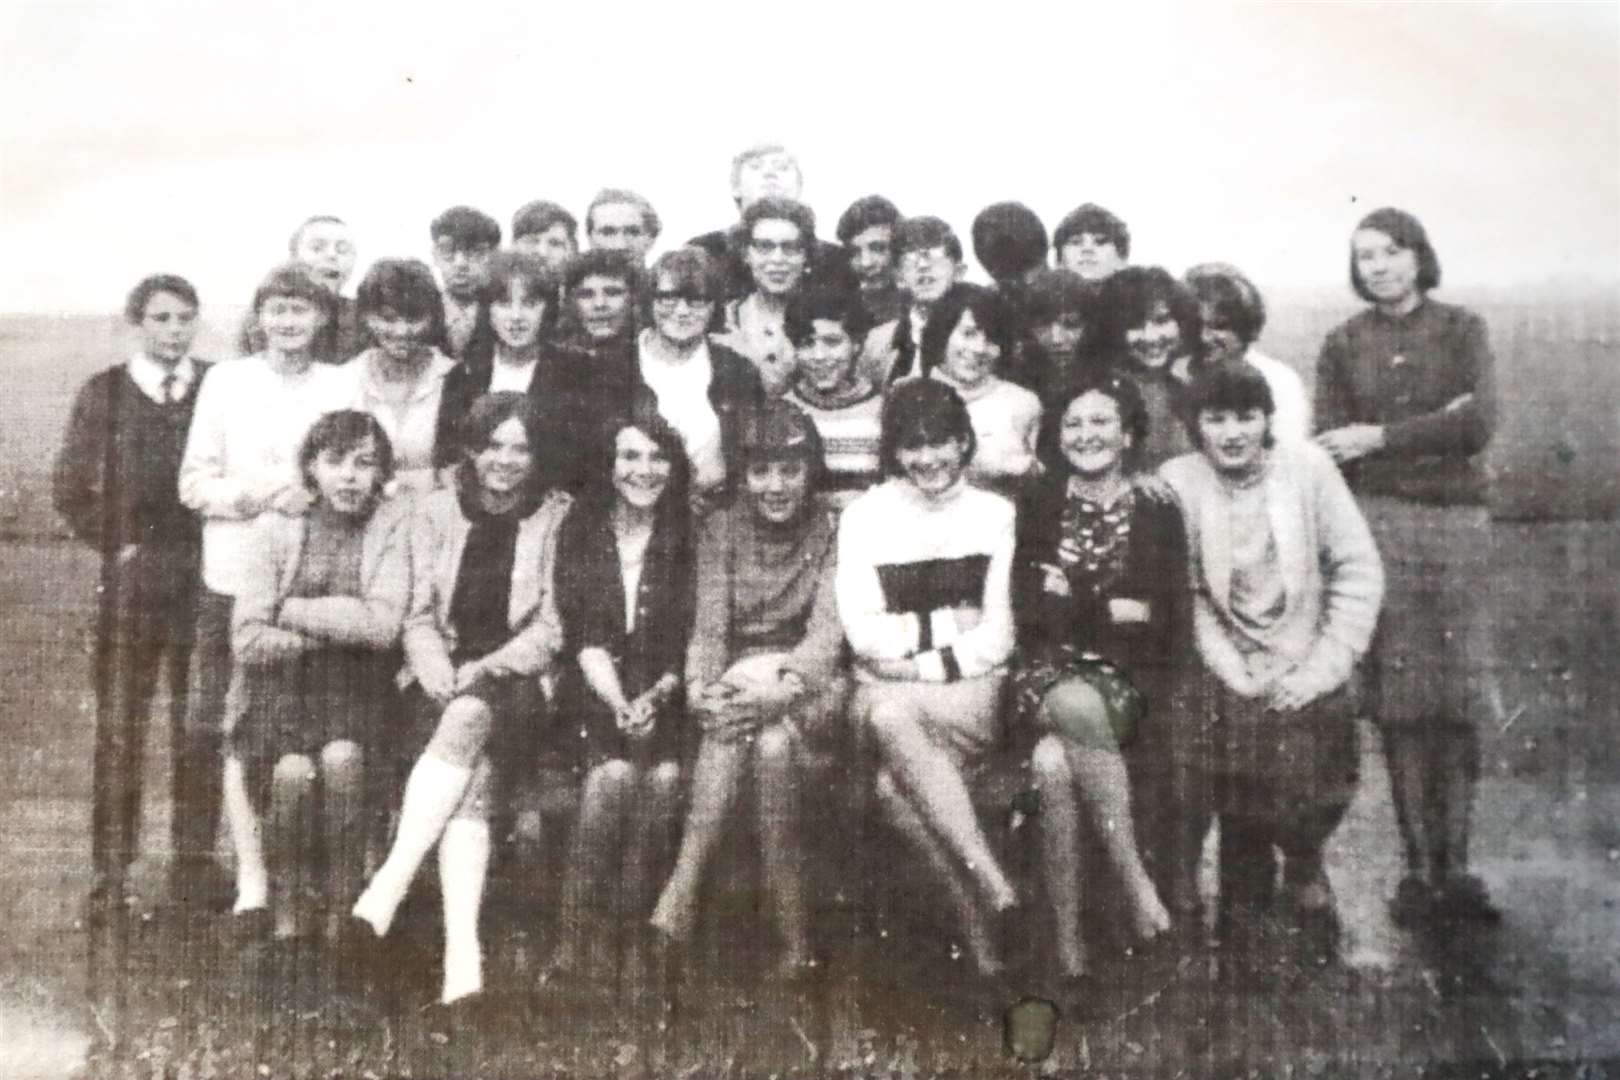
[1035,311,1086,364]
[473,417,533,496]
[260,294,329,355]
[612,425,672,511]
[294,221,357,292]
[744,218,809,297]
[1196,407,1269,475]
[573,274,632,342]
[794,318,859,394]
[310,435,382,516]
[938,309,1000,388]
[1352,227,1422,306]
[365,306,433,363]
[651,273,714,349]
[138,290,199,363]
[1198,302,1246,365]
[1126,300,1181,370]
[490,281,546,352]
[745,456,811,525]
[895,435,968,497]
[1060,390,1130,478]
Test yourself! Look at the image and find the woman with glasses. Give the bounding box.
[634,247,766,516]
[714,197,818,396]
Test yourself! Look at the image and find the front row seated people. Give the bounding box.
[837,378,1020,979]
[650,401,847,978]
[231,411,410,943]
[348,392,573,1012]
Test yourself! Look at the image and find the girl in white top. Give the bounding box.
[179,262,351,919]
[1184,263,1312,446]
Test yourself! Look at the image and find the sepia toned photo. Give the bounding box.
[2,3,1617,1077]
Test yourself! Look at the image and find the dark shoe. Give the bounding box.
[419,992,493,1044]
[1388,875,1435,929]
[1435,875,1502,925]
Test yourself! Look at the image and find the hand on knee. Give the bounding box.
[272,753,317,789]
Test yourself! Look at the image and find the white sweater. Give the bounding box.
[179,354,352,595]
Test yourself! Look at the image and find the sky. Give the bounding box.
[1,1,1616,315]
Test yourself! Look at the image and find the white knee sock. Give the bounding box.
[222,758,267,913]
[438,817,490,1004]
[352,754,471,935]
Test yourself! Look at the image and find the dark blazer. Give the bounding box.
[434,302,496,363]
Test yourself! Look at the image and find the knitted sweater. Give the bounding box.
[836,478,1016,683]
[1159,442,1383,703]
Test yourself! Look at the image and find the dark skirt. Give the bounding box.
[1205,683,1359,824]
[231,646,394,810]
[402,673,552,798]
[1012,646,1148,751]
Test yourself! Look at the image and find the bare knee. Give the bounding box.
[1030,735,1072,787]
[1042,680,1116,750]
[865,695,923,749]
[754,724,795,769]
[645,760,681,799]
[427,697,494,766]
[320,739,362,776]
[273,753,317,788]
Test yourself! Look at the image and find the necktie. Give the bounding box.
[160,373,178,404]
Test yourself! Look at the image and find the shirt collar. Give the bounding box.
[126,352,197,402]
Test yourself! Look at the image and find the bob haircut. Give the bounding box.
[1053,203,1131,260]
[835,194,902,244]
[584,391,692,515]
[739,398,827,495]
[478,249,560,306]
[971,201,1049,282]
[644,247,726,319]
[783,287,873,348]
[1185,263,1266,346]
[1094,266,1204,362]
[585,188,661,241]
[298,409,395,495]
[894,216,964,263]
[1037,365,1151,476]
[125,273,199,324]
[1349,206,1442,302]
[511,200,577,243]
[355,257,446,345]
[1182,359,1276,450]
[1022,268,1091,325]
[458,390,543,462]
[918,283,1016,379]
[730,143,802,194]
[737,196,818,250]
[564,248,640,292]
[287,215,348,256]
[251,262,338,321]
[429,206,502,249]
[879,377,976,477]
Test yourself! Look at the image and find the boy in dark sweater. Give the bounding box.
[53,274,210,921]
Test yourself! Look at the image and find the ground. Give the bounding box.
[1,520,1617,1079]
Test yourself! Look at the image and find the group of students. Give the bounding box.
[55,142,1502,1024]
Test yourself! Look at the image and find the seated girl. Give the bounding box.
[232,410,410,944]
[348,392,572,1016]
[649,400,847,978]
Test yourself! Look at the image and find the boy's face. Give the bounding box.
[848,224,895,292]
[733,151,802,209]
[588,202,655,263]
[1059,232,1124,281]
[898,245,960,305]
[432,235,496,300]
[514,223,576,273]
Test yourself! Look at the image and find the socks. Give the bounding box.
[439,817,491,1004]
[223,757,268,913]
[352,754,472,936]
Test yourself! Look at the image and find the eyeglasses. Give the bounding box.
[749,238,806,258]
[898,247,954,269]
[653,291,713,309]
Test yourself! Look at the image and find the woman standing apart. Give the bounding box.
[549,410,695,990]
[1315,207,1501,927]
[1161,363,1383,964]
[347,393,571,1018]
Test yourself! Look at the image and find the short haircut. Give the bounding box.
[918,283,1015,378]
[836,195,902,244]
[879,377,976,477]
[1021,268,1091,326]
[478,249,560,307]
[1183,360,1276,449]
[459,390,543,463]
[511,200,577,242]
[251,262,337,319]
[1094,266,1203,360]
[971,202,1049,282]
[354,257,445,342]
[738,196,818,247]
[298,409,395,495]
[429,206,502,249]
[1037,368,1151,476]
[1350,206,1442,302]
[1185,263,1266,345]
[125,274,199,323]
[894,216,963,262]
[585,188,661,240]
[564,248,640,292]
[739,398,826,492]
[730,143,800,192]
[287,215,348,257]
[646,246,725,306]
[1053,203,1130,259]
[783,288,873,348]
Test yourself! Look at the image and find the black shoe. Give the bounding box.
[1388,875,1435,929]
[333,915,386,998]
[1435,875,1502,925]
[419,992,493,1044]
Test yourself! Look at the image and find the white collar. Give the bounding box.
[126,352,197,403]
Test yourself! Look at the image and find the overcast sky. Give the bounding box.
[1,1,1615,315]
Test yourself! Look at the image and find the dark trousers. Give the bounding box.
[171,588,231,878]
[90,546,197,889]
